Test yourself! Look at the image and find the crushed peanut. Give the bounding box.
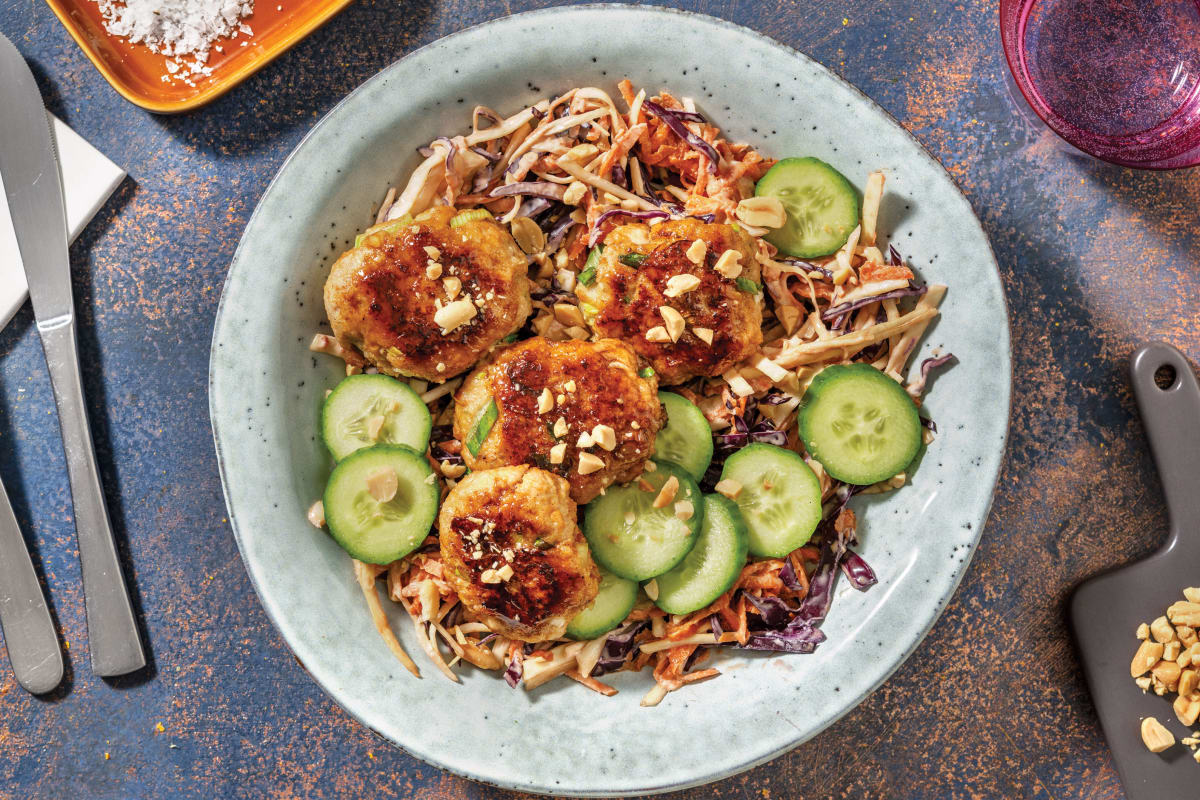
[714,478,743,499]
[564,379,577,393]
[645,326,671,343]
[1152,616,1177,643]
[1133,639,1165,677]
[423,245,441,260]
[307,500,325,529]
[425,263,443,280]
[1131,588,1200,757]
[549,442,567,465]
[440,460,466,479]
[1170,602,1200,627]
[366,467,399,503]
[674,500,694,521]
[664,274,702,297]
[685,239,707,264]
[590,424,617,451]
[443,275,463,300]
[1177,695,1200,726]
[578,452,605,475]
[652,475,680,509]
[1142,716,1176,753]
[713,249,742,279]
[480,568,502,584]
[563,180,587,205]
[434,298,476,333]
[693,326,714,345]
[497,563,515,582]
[659,306,685,342]
[553,417,568,438]
[644,579,659,601]
[538,388,555,414]
[553,303,586,328]
[735,195,787,228]
[511,216,545,254]
[576,431,595,449]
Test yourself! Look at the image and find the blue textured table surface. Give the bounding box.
[1,2,1198,798]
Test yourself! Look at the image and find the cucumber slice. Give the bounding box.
[651,392,714,481]
[653,495,749,615]
[323,444,440,564]
[720,443,822,558]
[321,374,432,461]
[566,566,639,640]
[798,363,921,485]
[582,461,703,581]
[755,157,859,258]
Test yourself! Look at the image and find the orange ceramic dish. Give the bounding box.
[44,0,355,113]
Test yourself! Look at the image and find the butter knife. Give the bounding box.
[0,476,62,693]
[0,34,145,676]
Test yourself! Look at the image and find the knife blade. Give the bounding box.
[0,33,146,676]
[0,476,63,694]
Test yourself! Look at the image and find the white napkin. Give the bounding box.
[0,115,126,330]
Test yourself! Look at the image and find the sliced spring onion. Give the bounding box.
[466,399,499,456]
[450,208,494,228]
[618,252,646,268]
[735,277,761,294]
[355,214,413,247]
[639,366,655,378]
[578,245,604,286]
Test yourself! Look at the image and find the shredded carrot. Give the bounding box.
[860,260,915,283]
[566,669,618,696]
[681,668,720,685]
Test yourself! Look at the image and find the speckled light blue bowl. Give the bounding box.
[209,6,1010,796]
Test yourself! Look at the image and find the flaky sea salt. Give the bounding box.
[95,0,256,83]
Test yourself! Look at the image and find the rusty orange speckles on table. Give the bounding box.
[44,0,356,112]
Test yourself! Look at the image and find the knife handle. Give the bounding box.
[38,318,145,676]
[0,477,63,693]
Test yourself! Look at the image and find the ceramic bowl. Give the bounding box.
[210,6,1010,795]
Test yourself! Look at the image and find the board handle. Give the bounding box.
[1131,343,1200,552]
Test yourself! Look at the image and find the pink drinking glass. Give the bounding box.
[1001,0,1200,169]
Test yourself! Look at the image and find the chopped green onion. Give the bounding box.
[450,208,493,228]
[466,399,499,456]
[579,245,604,286]
[736,277,761,294]
[639,366,655,378]
[355,214,413,247]
[501,332,519,343]
[579,301,600,319]
[618,252,646,268]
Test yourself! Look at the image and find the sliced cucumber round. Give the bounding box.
[321,374,432,461]
[720,443,822,558]
[566,566,639,640]
[653,494,749,615]
[651,392,714,482]
[755,157,859,258]
[323,444,440,564]
[582,460,703,581]
[799,364,921,485]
